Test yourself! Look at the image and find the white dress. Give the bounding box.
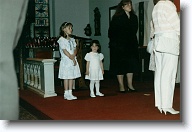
[84,52,104,80]
[57,37,81,79]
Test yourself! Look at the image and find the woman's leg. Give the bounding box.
[117,75,125,91]
[154,51,162,110]
[160,53,178,109]
[126,73,135,90]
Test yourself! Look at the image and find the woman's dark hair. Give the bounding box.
[153,0,159,5]
[113,0,135,18]
[90,40,101,53]
[153,0,174,5]
[59,22,73,38]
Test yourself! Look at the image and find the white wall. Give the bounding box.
[49,0,90,37]
[50,0,154,70]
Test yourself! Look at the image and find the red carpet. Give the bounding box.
[19,78,180,120]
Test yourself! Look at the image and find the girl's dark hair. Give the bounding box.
[90,40,101,53]
[59,22,73,38]
[113,0,135,18]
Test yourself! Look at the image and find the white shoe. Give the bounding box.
[68,90,77,100]
[162,108,179,115]
[96,92,104,96]
[157,107,162,113]
[64,93,73,100]
[69,94,77,100]
[90,93,96,98]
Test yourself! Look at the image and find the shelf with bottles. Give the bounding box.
[25,37,59,50]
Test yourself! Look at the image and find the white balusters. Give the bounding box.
[26,64,31,85]
[33,64,39,88]
[37,64,41,90]
[23,58,57,98]
[29,64,34,86]
[24,63,27,84]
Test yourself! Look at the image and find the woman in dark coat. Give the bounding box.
[108,0,139,92]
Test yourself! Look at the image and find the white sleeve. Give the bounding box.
[150,20,154,38]
[99,53,104,60]
[58,38,67,50]
[84,53,90,61]
[166,2,180,35]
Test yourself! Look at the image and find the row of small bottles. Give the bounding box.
[25,37,59,48]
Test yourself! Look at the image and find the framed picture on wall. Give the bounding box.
[109,6,117,23]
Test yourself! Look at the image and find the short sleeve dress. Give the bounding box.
[84,52,104,80]
[57,37,81,79]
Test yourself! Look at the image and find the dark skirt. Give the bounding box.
[109,47,139,75]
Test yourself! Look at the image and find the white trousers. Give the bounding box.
[154,51,178,109]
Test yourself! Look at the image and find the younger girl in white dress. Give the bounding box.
[85,40,104,97]
[57,22,81,100]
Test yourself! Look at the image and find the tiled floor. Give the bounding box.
[19,106,38,120]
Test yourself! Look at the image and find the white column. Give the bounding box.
[42,59,57,98]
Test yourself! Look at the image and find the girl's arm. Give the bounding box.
[71,40,78,60]
[100,60,104,74]
[85,61,90,75]
[72,47,77,58]
[62,49,75,60]
[62,49,77,66]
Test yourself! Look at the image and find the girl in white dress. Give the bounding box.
[57,22,81,100]
[85,40,104,97]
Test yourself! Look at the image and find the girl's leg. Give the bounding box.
[95,80,104,96]
[68,79,73,90]
[63,79,76,100]
[90,80,96,97]
[68,79,77,100]
[64,79,69,91]
[63,79,70,100]
[117,75,125,92]
[72,80,75,89]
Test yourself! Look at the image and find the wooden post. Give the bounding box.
[19,47,24,90]
[76,39,88,89]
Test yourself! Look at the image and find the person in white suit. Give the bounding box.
[0,0,28,120]
[152,0,180,115]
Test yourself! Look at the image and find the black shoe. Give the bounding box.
[128,87,137,92]
[119,90,126,93]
